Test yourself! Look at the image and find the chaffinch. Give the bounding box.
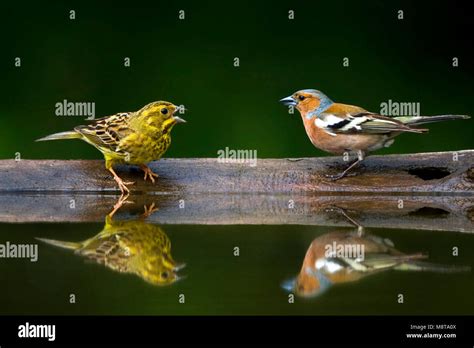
[280,89,470,180]
[283,208,470,298]
[289,230,421,298]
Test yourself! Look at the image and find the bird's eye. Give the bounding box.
[161,108,168,115]
[298,95,306,101]
[161,272,169,279]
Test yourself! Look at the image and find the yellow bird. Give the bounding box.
[36,204,185,286]
[37,101,186,194]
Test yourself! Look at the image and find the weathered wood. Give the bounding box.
[0,194,473,232]
[0,151,472,231]
[0,151,473,193]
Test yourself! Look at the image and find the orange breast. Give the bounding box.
[301,115,389,154]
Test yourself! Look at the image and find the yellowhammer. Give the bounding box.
[37,101,186,194]
[36,203,185,286]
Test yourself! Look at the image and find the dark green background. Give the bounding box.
[0,0,472,160]
[0,1,473,318]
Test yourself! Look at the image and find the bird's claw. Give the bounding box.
[144,171,158,184]
[324,205,364,231]
[108,167,135,195]
[141,166,159,184]
[109,193,132,218]
[325,206,357,216]
[142,202,159,218]
[117,181,135,194]
[324,173,346,181]
[324,206,343,214]
[324,172,358,181]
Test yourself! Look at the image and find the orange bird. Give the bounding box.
[280,89,470,180]
[282,207,470,298]
[284,229,470,298]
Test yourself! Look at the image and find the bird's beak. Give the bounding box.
[279,95,297,107]
[173,116,186,123]
[173,262,186,272]
[281,277,297,292]
[175,274,187,282]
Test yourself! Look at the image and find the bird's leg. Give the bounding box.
[327,158,362,180]
[325,205,365,236]
[326,151,365,181]
[108,192,131,218]
[140,164,159,184]
[108,167,135,194]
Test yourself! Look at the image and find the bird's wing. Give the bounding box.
[356,252,427,271]
[317,104,427,135]
[80,233,132,273]
[74,112,135,155]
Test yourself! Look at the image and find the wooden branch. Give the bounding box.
[0,151,472,231]
[0,150,473,194]
[0,194,472,232]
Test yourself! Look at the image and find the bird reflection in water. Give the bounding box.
[283,207,470,298]
[37,202,185,286]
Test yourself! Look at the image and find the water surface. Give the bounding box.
[1,221,472,315]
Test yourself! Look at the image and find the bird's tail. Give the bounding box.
[36,237,82,250]
[395,260,471,273]
[36,131,81,142]
[395,115,470,126]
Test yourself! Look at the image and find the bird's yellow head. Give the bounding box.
[139,266,178,286]
[136,101,186,133]
[280,89,333,118]
[138,256,186,286]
